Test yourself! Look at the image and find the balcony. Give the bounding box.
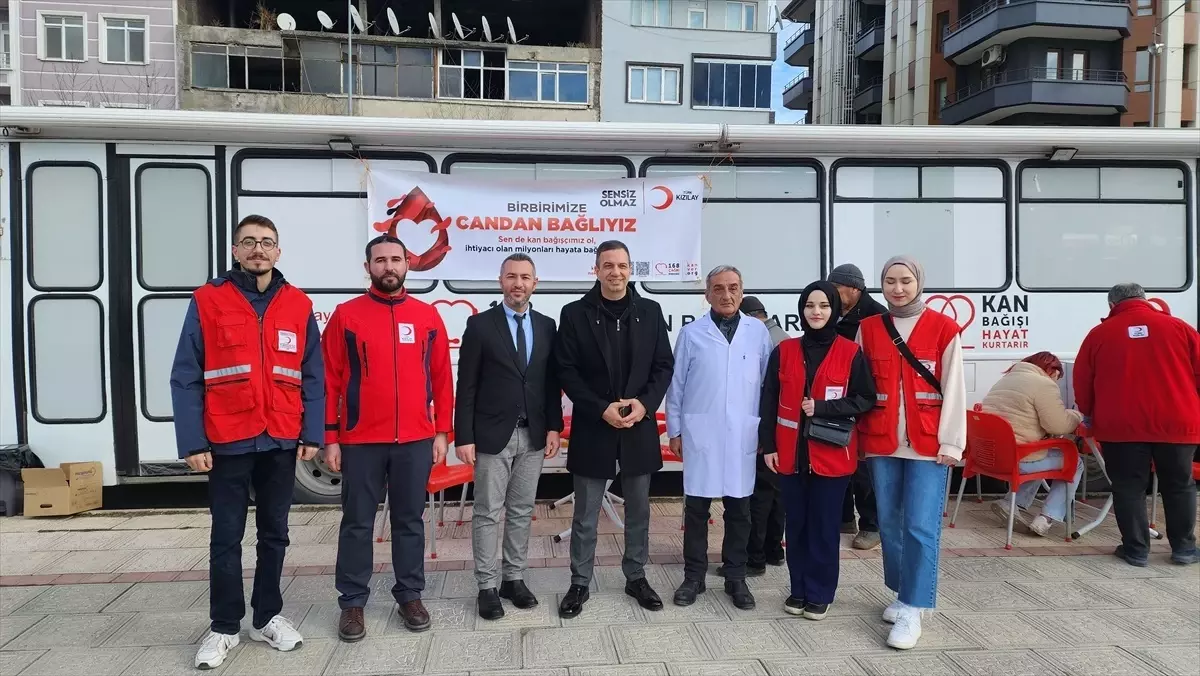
[781,0,816,23]
[784,25,814,66]
[854,76,884,114]
[783,73,813,110]
[942,0,1131,66]
[0,53,10,88]
[939,67,1128,124]
[854,18,885,61]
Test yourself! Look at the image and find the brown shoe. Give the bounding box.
[399,599,431,632]
[338,607,365,643]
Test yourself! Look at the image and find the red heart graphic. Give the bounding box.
[431,299,479,348]
[925,294,976,334]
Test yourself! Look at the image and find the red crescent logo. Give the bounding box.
[651,186,674,210]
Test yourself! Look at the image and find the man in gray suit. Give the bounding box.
[455,254,564,620]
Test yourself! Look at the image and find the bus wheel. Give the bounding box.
[293,454,341,504]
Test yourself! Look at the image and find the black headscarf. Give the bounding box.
[799,281,843,347]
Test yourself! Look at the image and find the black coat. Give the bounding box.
[554,283,674,479]
[835,293,888,341]
[454,305,563,455]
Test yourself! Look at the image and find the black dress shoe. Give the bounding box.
[724,579,756,610]
[625,578,664,611]
[499,580,539,609]
[766,553,786,566]
[477,589,505,620]
[558,584,590,619]
[673,578,705,606]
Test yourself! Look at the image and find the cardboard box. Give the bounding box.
[21,462,103,517]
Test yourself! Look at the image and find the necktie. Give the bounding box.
[515,314,528,373]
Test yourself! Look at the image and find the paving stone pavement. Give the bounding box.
[0,497,1197,674]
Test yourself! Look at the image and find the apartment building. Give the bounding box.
[6,0,177,108]
[600,0,776,122]
[784,0,1199,126]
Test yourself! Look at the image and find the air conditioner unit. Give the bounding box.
[981,45,1006,68]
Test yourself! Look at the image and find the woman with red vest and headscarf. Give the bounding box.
[759,281,876,620]
[856,256,966,651]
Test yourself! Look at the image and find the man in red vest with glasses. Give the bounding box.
[171,214,323,670]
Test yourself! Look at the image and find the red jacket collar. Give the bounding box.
[368,285,408,305]
[1104,299,1154,321]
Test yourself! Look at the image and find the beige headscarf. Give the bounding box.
[881,255,926,319]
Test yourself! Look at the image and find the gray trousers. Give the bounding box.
[472,427,544,590]
[569,472,651,587]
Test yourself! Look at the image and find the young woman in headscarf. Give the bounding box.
[855,256,966,650]
[759,281,876,620]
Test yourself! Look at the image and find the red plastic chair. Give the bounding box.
[951,409,1080,549]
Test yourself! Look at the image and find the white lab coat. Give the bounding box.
[666,312,773,499]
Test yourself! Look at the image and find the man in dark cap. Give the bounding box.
[828,263,886,550]
[736,296,788,575]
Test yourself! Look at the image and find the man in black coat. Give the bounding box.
[829,263,886,550]
[554,240,674,619]
[454,253,564,621]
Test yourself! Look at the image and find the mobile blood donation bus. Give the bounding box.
[0,108,1195,503]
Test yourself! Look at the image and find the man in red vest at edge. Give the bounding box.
[1073,282,1199,568]
[170,214,323,670]
[321,234,454,643]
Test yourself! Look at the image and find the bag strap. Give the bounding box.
[881,314,942,395]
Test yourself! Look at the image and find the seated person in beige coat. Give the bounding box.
[980,352,1083,536]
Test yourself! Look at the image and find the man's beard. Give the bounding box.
[371,270,405,293]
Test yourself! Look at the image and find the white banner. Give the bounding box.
[366,170,703,281]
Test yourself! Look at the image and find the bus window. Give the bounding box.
[832,163,1007,291]
[138,166,211,291]
[30,297,105,422]
[1017,165,1189,290]
[443,160,631,293]
[641,162,821,293]
[139,297,191,421]
[29,164,103,291]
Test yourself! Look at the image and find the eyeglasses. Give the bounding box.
[238,237,277,251]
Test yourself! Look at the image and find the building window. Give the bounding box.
[935,12,949,53]
[439,49,506,100]
[688,7,707,28]
[727,1,757,31]
[39,14,86,62]
[1,22,11,70]
[509,61,589,104]
[101,16,147,64]
[1044,49,1061,79]
[356,45,434,98]
[1070,51,1087,80]
[1135,48,1150,92]
[633,0,672,27]
[692,59,771,109]
[1137,0,1153,16]
[628,64,681,103]
[935,78,947,111]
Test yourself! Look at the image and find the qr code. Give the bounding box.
[634,261,650,277]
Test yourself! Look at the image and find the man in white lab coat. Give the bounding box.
[666,265,773,610]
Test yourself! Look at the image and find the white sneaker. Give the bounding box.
[886,607,923,650]
[882,599,905,624]
[1028,515,1053,537]
[248,615,303,652]
[195,631,239,669]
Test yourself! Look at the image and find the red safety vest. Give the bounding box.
[193,279,313,445]
[856,311,959,456]
[774,336,860,477]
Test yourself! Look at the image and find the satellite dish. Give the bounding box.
[276,12,296,31]
[316,10,334,30]
[482,16,494,42]
[349,5,365,32]
[387,8,401,35]
[506,17,527,44]
[451,13,475,39]
[428,12,439,37]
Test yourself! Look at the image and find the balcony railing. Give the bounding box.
[855,75,884,95]
[944,0,1129,37]
[856,17,885,39]
[942,67,1127,107]
[784,24,812,48]
[784,72,807,92]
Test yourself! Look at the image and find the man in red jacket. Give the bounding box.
[322,235,454,641]
[1073,282,1199,567]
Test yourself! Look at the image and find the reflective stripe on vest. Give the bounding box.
[204,364,252,381]
[272,365,303,380]
[915,392,942,401]
[777,415,799,430]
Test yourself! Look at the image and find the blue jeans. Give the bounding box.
[1009,449,1083,523]
[868,457,948,609]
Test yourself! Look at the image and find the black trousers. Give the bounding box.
[683,495,751,582]
[208,449,296,635]
[782,470,851,604]
[1104,442,1197,560]
[840,461,879,532]
[336,440,434,608]
[748,458,785,567]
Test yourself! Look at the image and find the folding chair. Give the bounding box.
[952,409,1080,549]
